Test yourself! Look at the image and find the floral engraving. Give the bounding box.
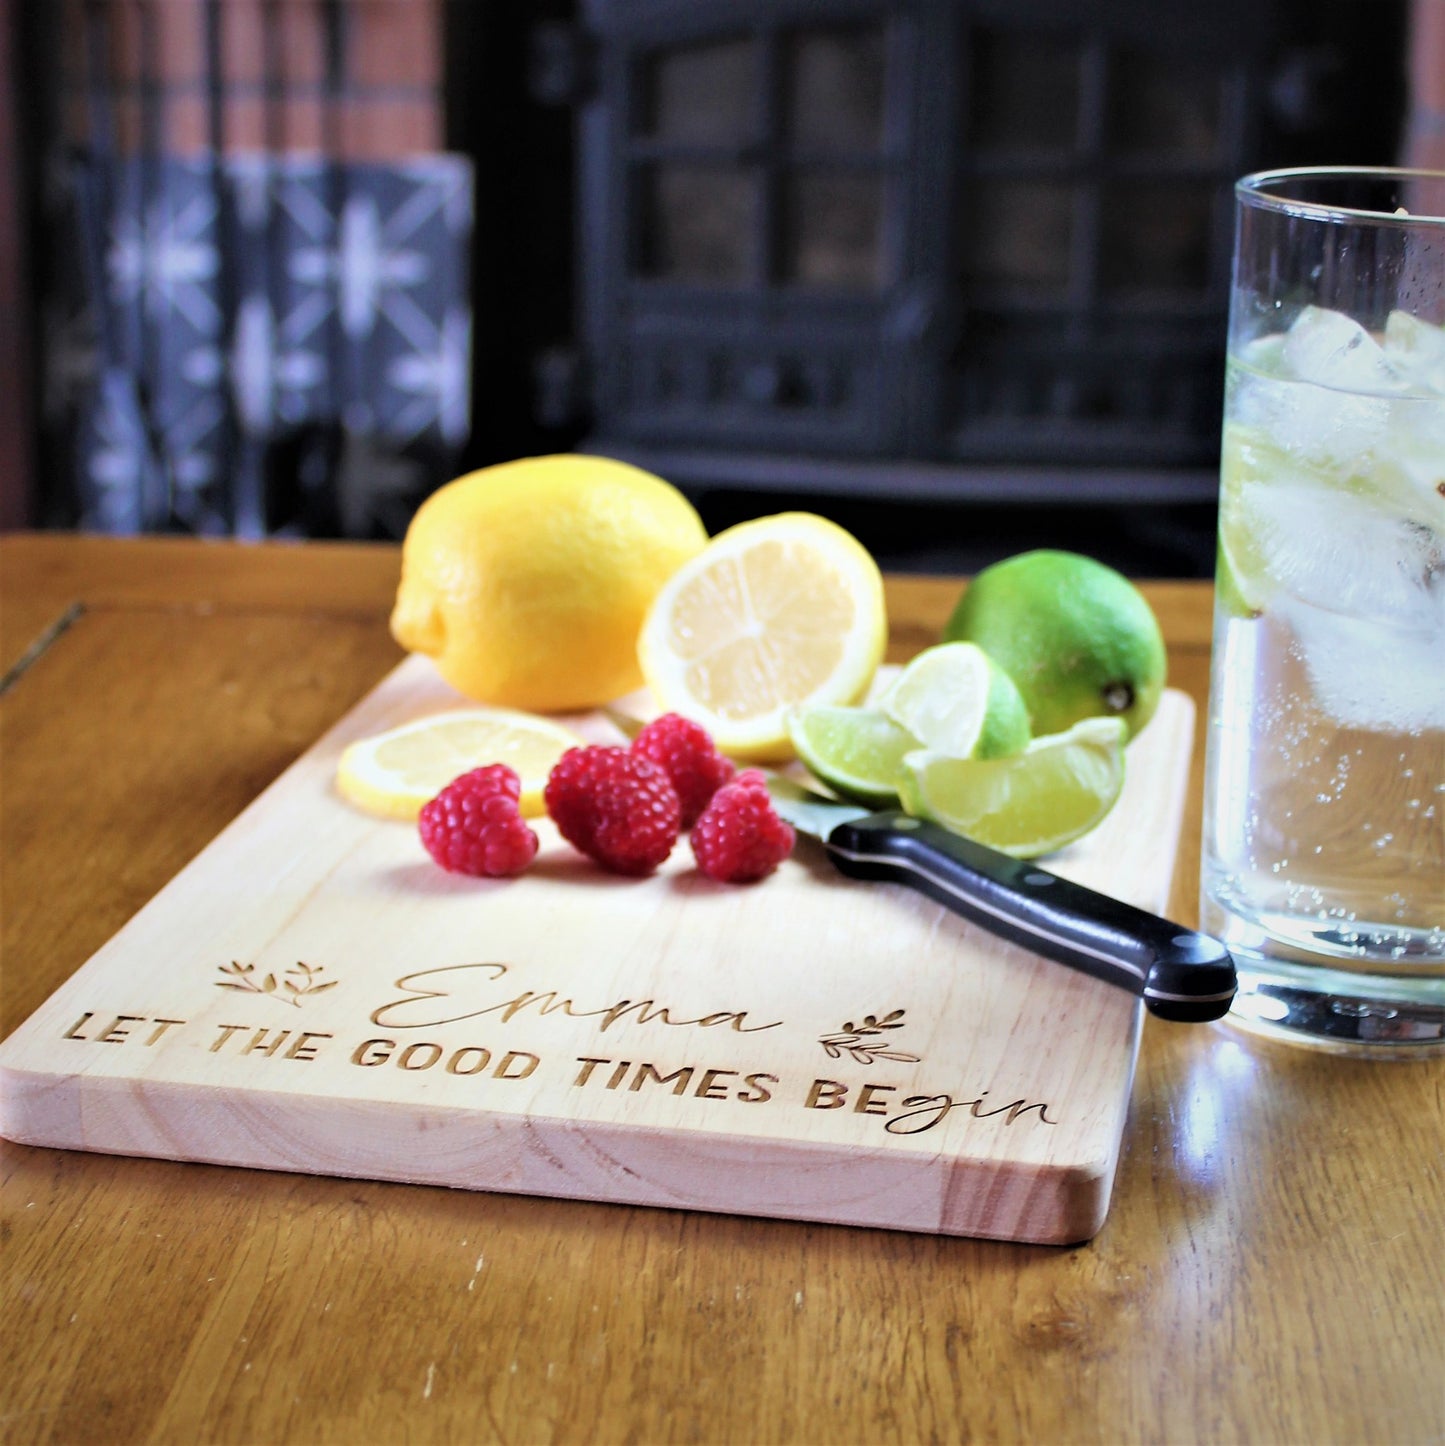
[818,1009,921,1066]
[215,960,337,1008]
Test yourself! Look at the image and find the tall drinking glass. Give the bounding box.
[1201,167,1445,1056]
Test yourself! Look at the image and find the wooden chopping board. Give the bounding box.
[0,656,1196,1245]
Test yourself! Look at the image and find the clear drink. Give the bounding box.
[1201,304,1445,1050]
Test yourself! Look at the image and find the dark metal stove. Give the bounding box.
[513,0,1405,564]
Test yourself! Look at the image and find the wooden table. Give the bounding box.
[1,533,1440,1445]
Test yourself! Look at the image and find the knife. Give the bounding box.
[765,775,1236,1023]
[601,709,1235,1023]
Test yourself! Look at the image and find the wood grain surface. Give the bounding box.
[1,533,1441,1445]
[0,653,1196,1246]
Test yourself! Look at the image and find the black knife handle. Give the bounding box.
[825,814,1236,1023]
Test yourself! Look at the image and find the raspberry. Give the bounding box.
[630,713,735,828]
[690,769,795,883]
[544,745,681,875]
[418,765,538,878]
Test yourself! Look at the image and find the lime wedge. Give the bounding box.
[1214,538,1262,622]
[1216,424,1280,618]
[785,704,919,808]
[881,642,1031,759]
[898,717,1127,858]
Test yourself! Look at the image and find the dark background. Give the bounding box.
[444,0,1408,575]
[1,0,1417,575]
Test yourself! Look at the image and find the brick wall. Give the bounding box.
[1,0,34,531]
[59,0,443,160]
[1404,0,1445,169]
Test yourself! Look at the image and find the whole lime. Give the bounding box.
[943,551,1166,739]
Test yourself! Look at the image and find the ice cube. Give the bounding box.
[1284,600,1445,733]
[1383,311,1445,398]
[1282,306,1409,396]
[1376,317,1445,532]
[1251,474,1445,731]
[1377,393,1445,533]
[1233,333,1395,479]
[1240,476,1443,629]
[1236,309,1444,499]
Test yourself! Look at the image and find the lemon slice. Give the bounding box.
[786,704,919,808]
[880,642,1030,759]
[1216,423,1280,618]
[898,717,1127,858]
[637,512,888,760]
[335,708,581,820]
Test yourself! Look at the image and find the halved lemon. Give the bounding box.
[335,708,582,820]
[637,512,888,760]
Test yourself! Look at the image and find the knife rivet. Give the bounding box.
[891,816,921,830]
[1024,872,1054,886]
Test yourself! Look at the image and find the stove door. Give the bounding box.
[575,8,943,460]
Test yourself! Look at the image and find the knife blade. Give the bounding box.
[766,775,1236,1023]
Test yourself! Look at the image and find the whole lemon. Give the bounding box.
[390,455,707,712]
[943,550,1167,740]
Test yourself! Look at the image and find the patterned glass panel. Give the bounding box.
[641,38,756,143]
[638,165,757,283]
[961,179,1074,291]
[968,31,1079,150]
[787,28,885,151]
[783,173,882,288]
